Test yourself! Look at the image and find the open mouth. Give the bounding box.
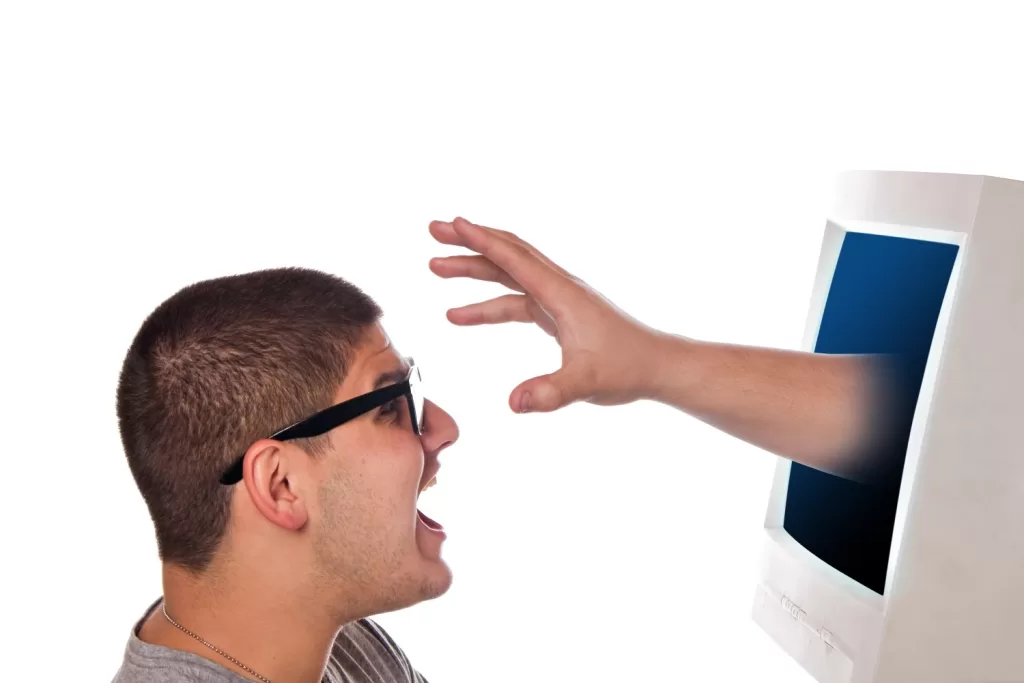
[417,473,444,532]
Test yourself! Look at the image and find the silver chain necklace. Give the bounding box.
[161,601,273,683]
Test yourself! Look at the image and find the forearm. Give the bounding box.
[642,332,898,481]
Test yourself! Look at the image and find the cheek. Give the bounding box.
[332,427,425,521]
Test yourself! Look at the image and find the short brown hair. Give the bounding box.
[116,267,382,573]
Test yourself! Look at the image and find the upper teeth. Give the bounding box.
[422,476,437,492]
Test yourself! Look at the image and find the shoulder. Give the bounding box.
[111,598,246,683]
[112,625,245,683]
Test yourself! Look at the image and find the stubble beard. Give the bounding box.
[312,468,427,620]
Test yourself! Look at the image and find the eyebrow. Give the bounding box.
[372,364,409,390]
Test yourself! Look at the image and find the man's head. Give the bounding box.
[117,267,458,620]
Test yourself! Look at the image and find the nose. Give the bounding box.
[420,399,459,455]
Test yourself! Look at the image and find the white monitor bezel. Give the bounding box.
[763,218,968,608]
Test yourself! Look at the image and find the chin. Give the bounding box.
[405,554,454,605]
[373,561,453,617]
[418,558,454,601]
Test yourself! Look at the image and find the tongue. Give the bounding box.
[417,509,444,531]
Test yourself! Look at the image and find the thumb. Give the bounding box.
[510,368,584,414]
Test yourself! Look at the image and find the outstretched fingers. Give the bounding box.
[446,218,574,311]
[446,294,534,326]
[428,254,525,293]
[428,220,464,247]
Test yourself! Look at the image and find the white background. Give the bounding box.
[2,3,1023,681]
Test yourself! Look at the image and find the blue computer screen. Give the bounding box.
[783,231,959,594]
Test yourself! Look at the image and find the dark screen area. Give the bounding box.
[783,231,959,594]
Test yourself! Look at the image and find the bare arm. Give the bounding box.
[430,217,902,482]
[642,333,899,480]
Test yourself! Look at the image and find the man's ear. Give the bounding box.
[241,441,309,531]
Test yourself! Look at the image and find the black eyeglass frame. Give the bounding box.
[219,362,423,485]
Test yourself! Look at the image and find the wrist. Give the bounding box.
[635,329,701,404]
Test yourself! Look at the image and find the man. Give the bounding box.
[113,267,457,683]
[428,217,911,484]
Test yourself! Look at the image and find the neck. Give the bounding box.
[153,561,351,683]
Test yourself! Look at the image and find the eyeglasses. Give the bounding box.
[219,360,424,485]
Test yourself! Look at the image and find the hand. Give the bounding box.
[428,217,667,413]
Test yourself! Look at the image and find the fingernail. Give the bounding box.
[520,393,532,413]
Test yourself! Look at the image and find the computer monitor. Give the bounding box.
[752,170,1024,683]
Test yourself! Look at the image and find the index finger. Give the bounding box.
[448,218,577,311]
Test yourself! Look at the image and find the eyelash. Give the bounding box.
[378,400,401,421]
